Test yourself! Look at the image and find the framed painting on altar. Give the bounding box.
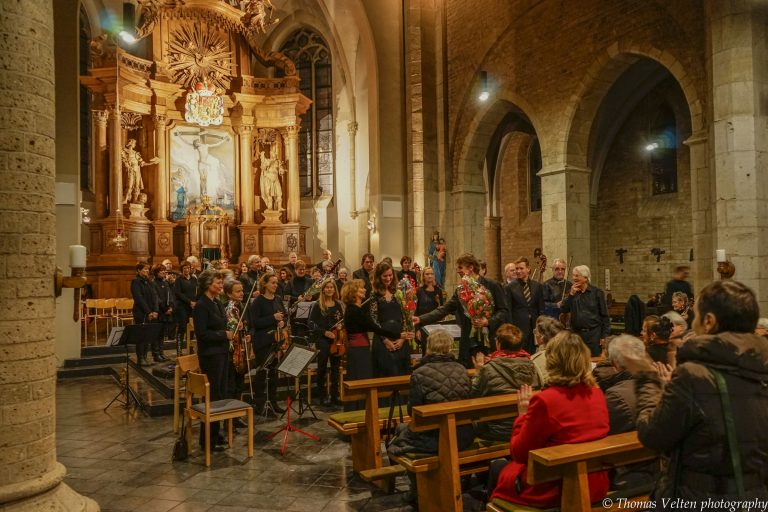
[169,125,236,220]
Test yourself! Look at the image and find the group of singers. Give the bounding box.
[136,249,607,448]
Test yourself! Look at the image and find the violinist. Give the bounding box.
[247,272,287,414]
[224,278,251,407]
[309,278,344,406]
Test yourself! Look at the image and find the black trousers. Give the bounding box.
[576,326,603,357]
[315,339,341,399]
[198,352,228,445]
[344,345,372,411]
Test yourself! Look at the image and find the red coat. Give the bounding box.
[491,383,610,508]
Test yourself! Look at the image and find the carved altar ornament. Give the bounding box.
[122,139,159,205]
[121,112,143,130]
[241,0,280,35]
[167,23,233,90]
[259,150,285,211]
[185,80,225,127]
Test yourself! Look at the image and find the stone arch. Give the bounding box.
[561,42,705,171]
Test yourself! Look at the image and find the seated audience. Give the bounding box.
[647,316,675,366]
[640,315,659,345]
[530,316,564,386]
[756,318,768,339]
[593,335,627,392]
[489,331,610,508]
[670,291,694,329]
[471,324,539,441]
[623,280,768,502]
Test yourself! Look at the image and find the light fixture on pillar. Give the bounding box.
[54,245,88,321]
[118,2,137,44]
[478,70,490,102]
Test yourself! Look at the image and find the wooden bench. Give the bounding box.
[487,431,657,512]
[390,394,521,512]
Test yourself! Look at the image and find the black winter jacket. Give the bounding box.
[635,332,768,502]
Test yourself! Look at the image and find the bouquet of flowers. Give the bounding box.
[457,275,495,345]
[395,277,418,350]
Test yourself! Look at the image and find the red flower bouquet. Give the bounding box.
[457,275,495,345]
[396,277,418,349]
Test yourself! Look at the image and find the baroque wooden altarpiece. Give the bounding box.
[80,0,311,297]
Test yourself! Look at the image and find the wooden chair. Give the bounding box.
[82,299,100,346]
[173,354,200,434]
[93,298,116,345]
[185,371,254,467]
[113,298,134,327]
[186,318,196,354]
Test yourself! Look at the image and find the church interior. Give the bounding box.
[2,0,768,511]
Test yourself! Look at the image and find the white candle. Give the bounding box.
[604,268,611,290]
[69,245,86,268]
[716,249,727,262]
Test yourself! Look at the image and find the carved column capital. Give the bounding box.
[347,121,358,135]
[235,124,254,135]
[283,124,300,138]
[152,113,168,128]
[92,109,109,126]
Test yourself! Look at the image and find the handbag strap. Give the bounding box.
[384,389,404,447]
[709,368,745,497]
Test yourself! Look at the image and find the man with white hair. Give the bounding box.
[756,318,768,338]
[542,258,572,318]
[503,262,516,284]
[560,265,610,356]
[238,254,263,298]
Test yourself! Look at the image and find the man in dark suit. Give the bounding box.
[414,253,508,368]
[505,257,544,354]
[131,262,159,366]
[352,252,375,298]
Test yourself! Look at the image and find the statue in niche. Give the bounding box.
[121,139,159,204]
[259,150,285,211]
[175,130,230,197]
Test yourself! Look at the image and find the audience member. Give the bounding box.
[662,265,693,312]
[530,316,564,386]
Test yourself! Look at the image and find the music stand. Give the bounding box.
[104,323,163,414]
[266,343,320,455]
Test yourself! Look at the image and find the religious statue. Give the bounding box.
[121,139,159,205]
[174,130,230,197]
[259,150,285,211]
[427,231,447,287]
[241,0,279,34]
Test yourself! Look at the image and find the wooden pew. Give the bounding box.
[487,431,657,512]
[391,394,521,512]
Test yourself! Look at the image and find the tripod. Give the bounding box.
[104,343,145,413]
[104,324,160,414]
[254,350,280,422]
[267,394,320,455]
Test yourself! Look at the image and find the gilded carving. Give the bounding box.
[286,233,298,252]
[241,0,280,35]
[158,232,170,250]
[122,139,159,204]
[135,0,164,40]
[167,24,233,90]
[121,112,143,130]
[245,234,257,252]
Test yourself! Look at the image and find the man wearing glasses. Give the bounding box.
[542,259,572,319]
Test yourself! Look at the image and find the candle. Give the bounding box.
[69,245,86,268]
[716,249,726,262]
[604,268,611,290]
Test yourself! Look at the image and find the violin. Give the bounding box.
[232,314,249,375]
[531,248,548,282]
[274,309,290,359]
[329,326,347,357]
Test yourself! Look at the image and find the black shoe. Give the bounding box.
[200,442,225,452]
[138,356,150,367]
[270,401,285,414]
[155,353,169,362]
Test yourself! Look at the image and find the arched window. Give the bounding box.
[649,104,677,195]
[79,6,92,191]
[279,28,333,198]
[528,138,542,211]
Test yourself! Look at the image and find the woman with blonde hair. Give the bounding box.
[309,278,344,405]
[490,331,610,509]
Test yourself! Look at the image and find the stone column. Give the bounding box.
[236,124,254,224]
[0,1,98,510]
[684,132,711,293]
[108,105,123,217]
[92,110,109,218]
[708,1,768,310]
[284,125,301,223]
[152,114,168,221]
[539,165,591,267]
[348,121,359,218]
[484,216,502,280]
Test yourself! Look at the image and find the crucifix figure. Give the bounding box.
[175,129,230,197]
[615,248,628,264]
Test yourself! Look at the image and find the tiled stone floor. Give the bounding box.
[57,377,485,511]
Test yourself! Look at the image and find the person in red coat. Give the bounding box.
[490,330,610,508]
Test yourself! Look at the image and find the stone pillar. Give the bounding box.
[152,114,168,221]
[92,110,108,218]
[540,165,591,267]
[0,1,98,510]
[285,125,300,223]
[348,121,359,218]
[108,105,123,217]
[484,216,502,280]
[684,132,711,293]
[236,124,254,224]
[708,1,768,310]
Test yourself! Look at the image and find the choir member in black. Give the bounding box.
[414,253,509,368]
[370,262,414,378]
[505,257,545,354]
[397,256,419,285]
[193,270,234,450]
[542,258,572,318]
[335,267,349,295]
[340,279,401,410]
[173,261,197,356]
[289,261,314,304]
[131,262,159,366]
[224,279,249,407]
[150,265,172,361]
[560,265,610,357]
[309,278,344,406]
[415,267,443,354]
[238,255,263,296]
[247,272,287,414]
[352,253,375,298]
[276,266,293,304]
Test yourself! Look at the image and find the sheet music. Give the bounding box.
[294,301,315,319]
[423,324,462,339]
[277,344,316,377]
